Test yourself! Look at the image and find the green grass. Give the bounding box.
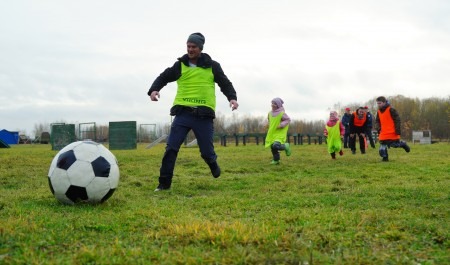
[0,142,449,264]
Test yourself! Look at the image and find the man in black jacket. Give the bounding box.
[148,32,239,191]
[349,107,368,154]
[341,107,352,148]
[364,106,376,148]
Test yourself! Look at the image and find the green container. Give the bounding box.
[109,121,137,150]
[51,124,76,150]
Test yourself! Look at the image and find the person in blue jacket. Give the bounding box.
[341,107,352,148]
[364,106,376,148]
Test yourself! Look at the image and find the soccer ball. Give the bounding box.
[48,140,120,205]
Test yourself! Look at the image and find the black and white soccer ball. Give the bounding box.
[48,140,120,205]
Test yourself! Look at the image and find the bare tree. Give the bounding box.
[33,122,50,138]
[213,112,227,135]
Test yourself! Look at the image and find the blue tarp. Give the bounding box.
[0,129,19,144]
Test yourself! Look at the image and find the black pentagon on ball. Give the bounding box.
[101,188,116,203]
[48,177,55,195]
[57,150,77,170]
[91,156,111,177]
[66,185,88,203]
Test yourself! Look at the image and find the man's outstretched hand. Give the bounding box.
[230,100,239,111]
[150,91,160,101]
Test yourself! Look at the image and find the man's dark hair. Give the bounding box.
[376,96,387,102]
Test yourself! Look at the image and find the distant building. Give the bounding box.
[412,130,431,144]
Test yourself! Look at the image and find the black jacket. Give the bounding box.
[341,113,351,128]
[366,111,373,129]
[147,53,237,118]
[349,113,368,134]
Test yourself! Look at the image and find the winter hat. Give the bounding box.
[329,111,338,120]
[271,98,284,108]
[345,107,351,111]
[187,32,205,50]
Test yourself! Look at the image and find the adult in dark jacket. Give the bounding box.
[148,32,239,191]
[349,107,368,154]
[375,96,410,161]
[364,106,376,148]
[341,107,352,148]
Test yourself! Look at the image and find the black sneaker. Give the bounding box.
[208,162,221,178]
[382,157,389,162]
[211,165,221,178]
[402,142,411,153]
[154,184,170,192]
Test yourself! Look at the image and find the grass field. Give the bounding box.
[0,142,449,264]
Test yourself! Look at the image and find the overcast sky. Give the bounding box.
[1,0,449,136]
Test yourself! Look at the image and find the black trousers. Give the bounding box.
[158,110,216,187]
[343,127,350,148]
[366,129,375,148]
[349,133,365,153]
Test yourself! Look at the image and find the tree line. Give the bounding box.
[208,95,449,141]
[33,95,449,142]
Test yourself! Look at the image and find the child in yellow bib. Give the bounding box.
[324,111,345,159]
[265,98,291,165]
